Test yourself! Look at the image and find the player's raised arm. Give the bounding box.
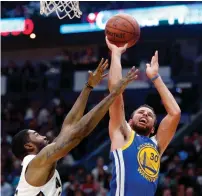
[60,58,108,129]
[146,51,181,156]
[28,67,138,168]
[106,37,138,140]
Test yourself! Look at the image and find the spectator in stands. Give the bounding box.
[21,60,35,77]
[54,104,65,124]
[6,61,22,92]
[162,188,172,196]
[37,106,50,126]
[92,157,105,181]
[195,135,202,153]
[185,187,194,196]
[61,153,75,167]
[196,168,202,191]
[66,180,82,196]
[81,47,98,64]
[167,154,182,172]
[75,189,85,196]
[76,167,87,184]
[55,49,71,62]
[5,61,18,76]
[177,184,185,196]
[80,174,99,196]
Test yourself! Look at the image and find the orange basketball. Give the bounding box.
[105,13,140,48]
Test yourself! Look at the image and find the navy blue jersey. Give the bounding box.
[110,131,160,196]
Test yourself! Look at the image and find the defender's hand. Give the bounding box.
[105,36,127,55]
[87,58,108,88]
[113,66,138,94]
[123,66,139,85]
[146,51,159,79]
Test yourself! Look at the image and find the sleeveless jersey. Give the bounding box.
[14,155,62,196]
[110,130,160,196]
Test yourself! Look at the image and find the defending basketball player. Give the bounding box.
[12,59,139,196]
[106,37,181,196]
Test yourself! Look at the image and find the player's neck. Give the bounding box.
[27,151,38,156]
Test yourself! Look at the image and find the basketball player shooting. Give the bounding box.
[12,59,138,196]
[106,37,181,196]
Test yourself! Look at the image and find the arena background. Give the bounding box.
[1,1,202,196]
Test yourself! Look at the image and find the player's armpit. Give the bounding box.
[156,113,181,156]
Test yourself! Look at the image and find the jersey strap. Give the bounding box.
[21,155,35,167]
[122,131,135,150]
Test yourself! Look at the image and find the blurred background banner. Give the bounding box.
[1,2,202,50]
[1,3,202,36]
[74,67,171,91]
[1,18,34,36]
[61,3,202,34]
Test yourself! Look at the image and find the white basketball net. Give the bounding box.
[40,1,82,19]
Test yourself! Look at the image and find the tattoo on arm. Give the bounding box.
[44,80,126,164]
[46,137,80,159]
[46,142,67,159]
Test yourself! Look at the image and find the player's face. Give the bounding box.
[130,107,155,136]
[27,130,49,152]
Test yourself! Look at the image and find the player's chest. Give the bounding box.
[124,142,160,182]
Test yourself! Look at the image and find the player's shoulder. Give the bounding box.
[150,135,158,146]
[22,155,36,167]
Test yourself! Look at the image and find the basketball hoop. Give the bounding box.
[40,1,82,19]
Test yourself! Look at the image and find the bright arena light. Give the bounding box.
[30,33,36,39]
[88,13,96,21]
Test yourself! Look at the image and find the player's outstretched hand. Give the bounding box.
[87,58,108,88]
[105,36,127,55]
[123,66,139,85]
[113,66,138,94]
[146,51,159,79]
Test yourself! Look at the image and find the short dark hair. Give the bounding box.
[131,104,157,127]
[12,129,30,160]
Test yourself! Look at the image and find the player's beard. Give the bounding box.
[35,140,48,152]
[131,122,151,136]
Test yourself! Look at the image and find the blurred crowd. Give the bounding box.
[1,47,100,94]
[1,85,202,196]
[1,104,202,196]
[156,134,202,196]
[2,40,202,94]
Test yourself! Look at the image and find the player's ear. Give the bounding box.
[151,127,155,134]
[128,119,133,127]
[24,143,34,151]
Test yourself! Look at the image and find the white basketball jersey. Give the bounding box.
[14,155,62,196]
